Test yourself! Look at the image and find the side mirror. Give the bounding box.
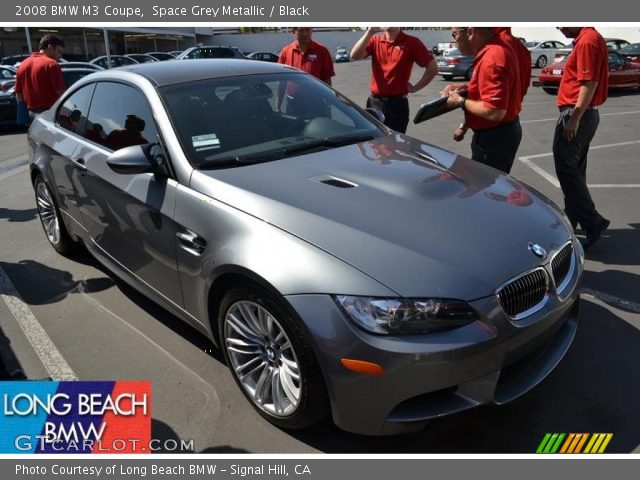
[365,108,385,124]
[106,144,154,175]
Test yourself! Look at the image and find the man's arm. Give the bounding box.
[445,91,507,122]
[350,28,380,60]
[563,81,598,141]
[408,59,437,93]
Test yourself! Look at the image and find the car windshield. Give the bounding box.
[160,72,385,169]
[525,42,540,48]
[446,48,461,56]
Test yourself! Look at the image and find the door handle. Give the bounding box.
[176,229,207,255]
[70,157,86,172]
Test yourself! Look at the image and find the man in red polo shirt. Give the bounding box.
[553,27,609,249]
[444,27,522,174]
[351,27,437,133]
[494,27,531,101]
[15,34,66,119]
[278,27,334,84]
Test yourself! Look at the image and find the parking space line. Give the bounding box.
[0,163,28,182]
[0,265,78,380]
[519,157,561,187]
[519,140,640,188]
[582,288,640,315]
[521,110,640,124]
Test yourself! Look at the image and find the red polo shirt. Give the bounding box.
[15,52,65,111]
[557,27,608,107]
[494,27,531,101]
[278,40,335,82]
[366,31,434,96]
[465,38,522,131]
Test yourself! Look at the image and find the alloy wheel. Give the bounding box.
[224,301,302,417]
[36,180,61,246]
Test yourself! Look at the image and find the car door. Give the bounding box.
[47,83,96,227]
[72,80,184,307]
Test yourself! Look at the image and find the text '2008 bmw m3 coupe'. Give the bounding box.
[29,59,583,435]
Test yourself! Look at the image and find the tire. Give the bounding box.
[465,66,474,81]
[535,55,548,68]
[441,74,453,81]
[34,174,76,255]
[542,87,557,95]
[218,285,329,430]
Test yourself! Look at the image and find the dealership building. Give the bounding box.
[0,27,233,60]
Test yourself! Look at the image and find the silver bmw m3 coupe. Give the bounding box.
[28,60,583,435]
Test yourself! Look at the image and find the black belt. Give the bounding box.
[371,94,408,101]
[559,105,598,112]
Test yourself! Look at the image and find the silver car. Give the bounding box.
[28,60,582,436]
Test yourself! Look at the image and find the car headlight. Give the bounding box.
[334,296,478,335]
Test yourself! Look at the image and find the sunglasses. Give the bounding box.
[451,29,468,39]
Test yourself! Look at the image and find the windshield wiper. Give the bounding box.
[198,133,376,170]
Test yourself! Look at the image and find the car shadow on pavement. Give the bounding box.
[0,207,37,222]
[0,258,114,306]
[290,299,640,453]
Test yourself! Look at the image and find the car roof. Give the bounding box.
[114,58,299,86]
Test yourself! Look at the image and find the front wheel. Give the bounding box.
[542,87,557,95]
[535,55,548,68]
[219,285,329,429]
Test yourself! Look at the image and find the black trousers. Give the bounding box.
[553,108,602,231]
[471,117,522,174]
[366,95,410,134]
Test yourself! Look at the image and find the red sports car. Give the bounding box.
[535,50,640,94]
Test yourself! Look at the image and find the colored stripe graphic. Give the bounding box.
[538,433,613,454]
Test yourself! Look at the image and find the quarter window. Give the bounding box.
[86,82,158,151]
[55,83,95,136]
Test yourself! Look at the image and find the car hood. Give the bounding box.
[191,134,572,300]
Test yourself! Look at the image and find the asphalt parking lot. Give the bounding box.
[1,60,639,453]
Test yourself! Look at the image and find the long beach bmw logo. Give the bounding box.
[529,242,547,260]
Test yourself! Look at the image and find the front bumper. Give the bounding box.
[285,244,582,435]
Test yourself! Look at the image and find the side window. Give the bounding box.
[55,83,95,136]
[86,82,158,152]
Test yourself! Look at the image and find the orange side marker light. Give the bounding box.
[341,358,384,376]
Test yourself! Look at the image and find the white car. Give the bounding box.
[526,40,567,68]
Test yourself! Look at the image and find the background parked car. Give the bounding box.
[90,55,139,69]
[0,65,16,80]
[619,42,640,63]
[168,50,183,57]
[125,54,159,64]
[527,40,566,68]
[246,52,279,63]
[536,51,640,93]
[437,48,474,80]
[60,62,104,71]
[0,54,30,67]
[335,47,350,63]
[0,78,17,127]
[605,38,630,51]
[146,52,176,61]
[176,46,246,59]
